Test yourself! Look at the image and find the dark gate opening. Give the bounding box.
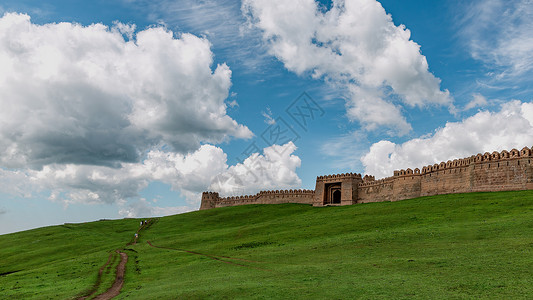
[324,183,342,205]
[332,190,341,204]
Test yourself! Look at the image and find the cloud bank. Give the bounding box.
[210,142,301,196]
[0,12,251,169]
[362,100,533,178]
[0,13,304,218]
[0,142,302,216]
[243,0,452,135]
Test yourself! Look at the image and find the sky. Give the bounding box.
[0,0,532,234]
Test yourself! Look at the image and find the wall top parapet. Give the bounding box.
[218,189,315,202]
[202,191,220,196]
[418,147,533,175]
[203,145,533,209]
[316,172,362,181]
[258,189,315,195]
[358,176,396,187]
[393,168,421,177]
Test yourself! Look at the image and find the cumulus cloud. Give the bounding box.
[347,86,412,135]
[0,142,302,211]
[242,0,452,135]
[362,100,533,178]
[0,13,303,219]
[0,13,251,169]
[209,142,302,196]
[0,145,226,206]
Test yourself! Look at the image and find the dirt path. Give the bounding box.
[147,240,270,271]
[78,252,114,300]
[93,251,128,300]
[80,219,153,299]
[128,219,152,246]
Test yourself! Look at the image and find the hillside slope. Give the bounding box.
[0,219,139,299]
[2,191,533,299]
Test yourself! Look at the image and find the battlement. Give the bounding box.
[362,175,375,182]
[316,173,362,181]
[358,176,396,187]
[201,188,316,209]
[200,146,533,210]
[202,191,220,197]
[393,168,421,177]
[258,189,315,195]
[217,189,315,202]
[418,147,533,175]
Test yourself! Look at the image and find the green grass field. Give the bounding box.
[1,191,533,299]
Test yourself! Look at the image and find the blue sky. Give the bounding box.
[0,0,532,234]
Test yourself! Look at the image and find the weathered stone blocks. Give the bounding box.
[200,147,533,210]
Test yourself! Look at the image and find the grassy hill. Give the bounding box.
[1,191,533,299]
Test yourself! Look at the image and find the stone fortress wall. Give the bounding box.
[200,189,315,210]
[201,147,533,210]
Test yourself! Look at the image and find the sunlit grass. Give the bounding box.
[0,219,139,299]
[1,191,533,299]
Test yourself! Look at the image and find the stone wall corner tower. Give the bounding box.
[200,192,220,210]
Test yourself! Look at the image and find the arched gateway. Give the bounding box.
[332,190,341,204]
[200,146,533,210]
[316,173,361,206]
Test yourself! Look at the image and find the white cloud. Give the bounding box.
[0,142,302,209]
[0,13,251,169]
[261,107,276,125]
[362,100,533,178]
[0,168,34,198]
[3,145,227,207]
[112,21,136,39]
[347,86,411,135]
[460,0,533,79]
[243,0,452,135]
[118,198,193,218]
[126,0,269,70]
[464,93,488,111]
[209,142,302,196]
[141,144,229,202]
[0,12,304,219]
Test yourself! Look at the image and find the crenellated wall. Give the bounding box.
[419,147,533,196]
[201,189,315,209]
[201,147,533,210]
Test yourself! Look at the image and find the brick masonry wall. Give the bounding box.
[360,148,533,202]
[358,177,396,203]
[420,166,471,196]
[201,147,533,210]
[204,190,315,209]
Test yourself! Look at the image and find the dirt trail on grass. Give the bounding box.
[79,219,153,300]
[92,251,128,300]
[147,240,270,271]
[81,218,268,299]
[78,252,114,300]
